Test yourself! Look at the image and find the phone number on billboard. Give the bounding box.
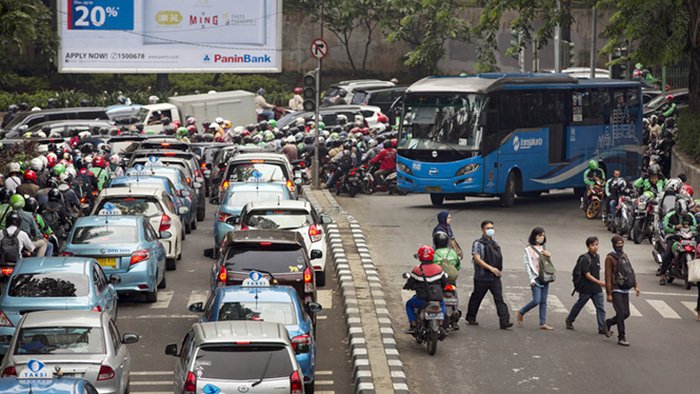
[111,53,145,60]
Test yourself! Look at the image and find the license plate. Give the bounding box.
[295,171,302,178]
[425,313,442,320]
[96,258,117,268]
[444,298,458,306]
[425,186,442,192]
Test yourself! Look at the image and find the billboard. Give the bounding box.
[58,0,282,73]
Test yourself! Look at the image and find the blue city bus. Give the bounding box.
[396,73,643,206]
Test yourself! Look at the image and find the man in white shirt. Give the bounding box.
[0,212,36,260]
[255,88,276,120]
[288,87,304,111]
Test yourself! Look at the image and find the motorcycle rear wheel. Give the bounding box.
[586,200,601,219]
[632,221,644,244]
[426,330,438,356]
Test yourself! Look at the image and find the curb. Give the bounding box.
[305,189,409,394]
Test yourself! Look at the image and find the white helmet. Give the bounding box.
[354,114,365,122]
[39,156,49,168]
[59,172,70,182]
[30,158,43,171]
[215,117,224,125]
[374,123,387,133]
[84,155,93,165]
[31,106,42,111]
[66,166,77,177]
[7,162,21,173]
[78,131,91,139]
[148,95,160,104]
[286,136,296,144]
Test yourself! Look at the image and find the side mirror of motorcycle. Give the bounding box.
[402,272,410,279]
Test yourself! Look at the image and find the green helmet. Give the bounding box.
[318,121,325,130]
[330,132,339,140]
[53,163,66,176]
[269,119,277,128]
[10,194,25,210]
[177,127,188,137]
[635,63,644,70]
[145,129,157,135]
[264,131,274,142]
[297,142,306,152]
[587,160,599,170]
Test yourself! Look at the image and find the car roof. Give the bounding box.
[218,285,298,303]
[228,182,289,193]
[21,310,104,328]
[111,175,168,184]
[193,321,291,345]
[24,107,107,115]
[99,186,164,198]
[243,199,311,212]
[354,86,407,94]
[16,257,93,275]
[225,229,305,246]
[74,215,142,226]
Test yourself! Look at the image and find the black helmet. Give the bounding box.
[675,198,689,216]
[343,141,352,150]
[161,117,171,126]
[648,164,661,176]
[258,121,269,131]
[79,99,89,107]
[18,102,28,111]
[0,189,11,203]
[48,188,61,202]
[7,212,22,227]
[433,231,449,249]
[7,104,18,113]
[99,127,109,136]
[25,197,39,213]
[383,141,392,149]
[47,98,58,108]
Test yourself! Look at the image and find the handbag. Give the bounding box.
[449,237,464,261]
[688,259,700,283]
[531,246,556,283]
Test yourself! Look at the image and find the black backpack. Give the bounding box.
[0,229,21,263]
[571,254,590,295]
[43,206,63,239]
[338,152,354,171]
[614,253,636,290]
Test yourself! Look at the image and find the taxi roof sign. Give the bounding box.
[134,164,145,172]
[98,202,122,216]
[242,270,270,287]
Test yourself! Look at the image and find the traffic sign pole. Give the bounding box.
[312,65,320,189]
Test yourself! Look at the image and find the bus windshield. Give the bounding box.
[400,93,486,151]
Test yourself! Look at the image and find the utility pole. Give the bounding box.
[554,0,562,72]
[590,6,597,79]
[312,0,324,189]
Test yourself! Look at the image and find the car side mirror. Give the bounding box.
[189,302,204,313]
[164,343,180,357]
[308,302,323,314]
[109,274,121,285]
[159,231,172,239]
[310,249,322,259]
[320,215,333,224]
[180,190,191,198]
[122,333,140,344]
[178,206,189,215]
[193,182,202,188]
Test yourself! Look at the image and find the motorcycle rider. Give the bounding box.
[648,115,662,141]
[369,140,397,187]
[657,199,697,285]
[288,87,304,111]
[88,156,110,191]
[24,197,55,257]
[403,245,448,334]
[581,160,606,209]
[633,165,665,198]
[281,136,299,162]
[16,170,39,198]
[0,194,46,256]
[325,141,357,189]
[255,88,276,120]
[660,95,677,118]
[5,162,22,194]
[604,170,625,222]
[42,189,69,245]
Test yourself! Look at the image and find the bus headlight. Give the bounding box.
[455,164,479,176]
[397,162,412,175]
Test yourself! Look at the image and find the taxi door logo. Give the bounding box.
[513,136,520,152]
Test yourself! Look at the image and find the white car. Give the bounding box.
[92,186,186,270]
[237,200,333,286]
[1,310,139,394]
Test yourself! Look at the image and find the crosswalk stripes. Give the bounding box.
[185,290,209,310]
[628,302,643,317]
[646,299,682,319]
[681,301,698,315]
[149,291,174,309]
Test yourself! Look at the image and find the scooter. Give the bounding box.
[365,163,406,195]
[443,283,461,331]
[403,272,446,356]
[583,179,605,219]
[631,194,657,244]
[653,227,696,289]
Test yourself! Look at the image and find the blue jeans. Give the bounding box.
[609,199,618,217]
[519,283,549,325]
[260,109,274,120]
[566,291,606,331]
[406,296,446,323]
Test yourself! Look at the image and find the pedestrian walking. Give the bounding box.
[433,210,463,260]
[465,220,513,329]
[604,235,640,346]
[515,227,553,330]
[565,236,607,334]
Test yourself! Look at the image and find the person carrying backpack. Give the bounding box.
[0,212,35,263]
[604,235,640,347]
[565,236,607,334]
[515,227,555,331]
[42,189,68,244]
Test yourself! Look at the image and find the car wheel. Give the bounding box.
[145,287,158,303]
[500,172,517,207]
[185,221,192,234]
[316,270,326,287]
[166,258,177,271]
[304,382,315,394]
[197,205,205,222]
[157,270,167,289]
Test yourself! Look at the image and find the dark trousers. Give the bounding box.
[697,284,700,312]
[567,291,606,331]
[608,292,630,339]
[466,278,510,325]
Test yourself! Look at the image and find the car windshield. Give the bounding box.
[15,327,105,355]
[227,163,287,183]
[72,225,138,244]
[136,107,150,124]
[225,191,286,209]
[9,273,89,297]
[217,301,296,325]
[243,210,312,230]
[193,345,293,380]
[400,93,486,150]
[96,198,162,218]
[223,245,307,273]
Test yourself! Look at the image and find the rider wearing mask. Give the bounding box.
[582,160,606,209]
[657,199,697,285]
[403,245,448,334]
[369,141,397,187]
[326,141,357,189]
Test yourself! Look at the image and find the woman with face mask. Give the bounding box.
[516,227,554,330]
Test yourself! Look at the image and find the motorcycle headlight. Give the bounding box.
[397,162,412,175]
[455,163,479,177]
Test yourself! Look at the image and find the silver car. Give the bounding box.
[166,321,305,394]
[0,310,139,394]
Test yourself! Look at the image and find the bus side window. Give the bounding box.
[625,88,640,123]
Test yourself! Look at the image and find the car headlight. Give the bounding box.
[397,162,412,175]
[455,164,479,177]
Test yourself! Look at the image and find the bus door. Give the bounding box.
[547,91,569,164]
[481,97,501,194]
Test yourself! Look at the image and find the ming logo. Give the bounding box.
[513,135,543,152]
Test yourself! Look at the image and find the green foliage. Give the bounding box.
[677,111,700,161]
[0,141,38,174]
[387,0,470,75]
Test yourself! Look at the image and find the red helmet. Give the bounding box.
[417,245,435,262]
[391,138,398,148]
[377,113,389,124]
[187,125,196,133]
[293,87,303,94]
[46,155,57,168]
[78,168,88,175]
[681,184,694,197]
[23,170,37,183]
[666,94,674,102]
[361,127,370,135]
[93,156,106,168]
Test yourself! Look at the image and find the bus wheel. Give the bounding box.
[500,172,517,207]
[430,193,444,206]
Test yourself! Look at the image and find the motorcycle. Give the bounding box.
[630,194,657,244]
[334,167,361,197]
[402,274,446,356]
[365,163,406,195]
[443,283,461,331]
[652,227,696,289]
[583,179,605,219]
[613,192,636,237]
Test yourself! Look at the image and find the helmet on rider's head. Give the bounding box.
[9,194,25,210]
[148,95,159,104]
[665,178,683,193]
[30,158,43,172]
[293,87,302,95]
[48,189,61,202]
[587,160,599,171]
[177,127,188,137]
[343,141,352,150]
[25,197,38,213]
[23,170,37,183]
[417,245,435,262]
[93,156,107,168]
[675,198,689,216]
[7,212,22,228]
[383,141,392,149]
[680,184,694,198]
[433,231,449,249]
[666,95,674,102]
[7,162,21,174]
[391,138,398,148]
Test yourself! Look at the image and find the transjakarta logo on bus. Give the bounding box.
[203,54,272,63]
[513,135,544,152]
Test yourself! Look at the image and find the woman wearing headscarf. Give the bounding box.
[433,211,463,260]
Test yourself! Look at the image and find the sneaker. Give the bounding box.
[516,311,524,327]
[565,319,574,330]
[604,320,613,337]
[659,277,666,286]
[465,319,479,326]
[500,322,513,329]
[655,268,663,276]
[598,329,607,335]
[404,323,417,334]
[618,338,630,347]
[539,324,554,331]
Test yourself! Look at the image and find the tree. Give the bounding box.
[386,0,470,75]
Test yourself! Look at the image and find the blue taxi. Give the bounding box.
[0,257,119,355]
[188,273,322,392]
[213,182,292,254]
[108,175,195,233]
[61,214,167,303]
[0,376,98,393]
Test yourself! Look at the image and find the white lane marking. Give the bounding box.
[186,290,210,312]
[317,289,333,310]
[636,290,697,297]
[681,301,698,315]
[316,370,333,376]
[629,302,643,317]
[584,302,598,315]
[129,381,173,385]
[317,315,328,320]
[130,371,173,376]
[504,292,527,312]
[315,391,336,394]
[315,380,335,385]
[150,291,174,309]
[547,296,569,314]
[646,299,681,319]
